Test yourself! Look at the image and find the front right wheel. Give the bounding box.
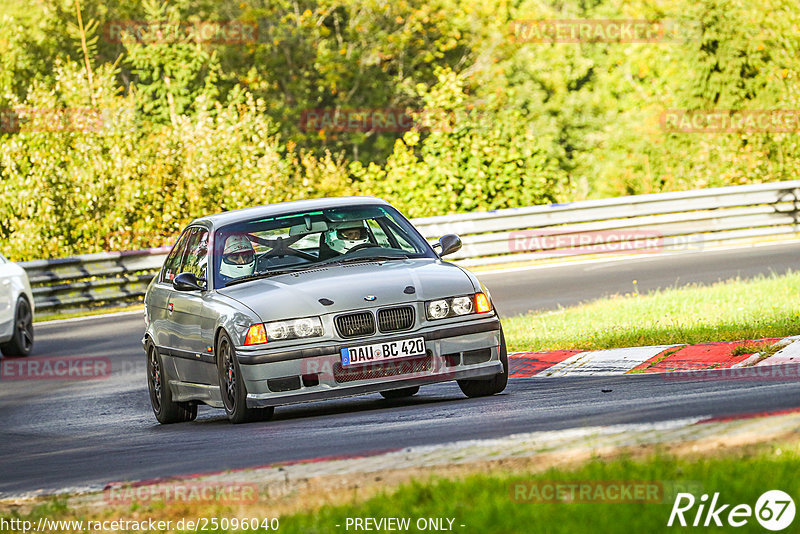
[457,328,508,398]
[217,331,274,424]
[146,342,197,424]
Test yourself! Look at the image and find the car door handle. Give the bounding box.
[167,303,174,313]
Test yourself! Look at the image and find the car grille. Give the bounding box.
[377,306,415,333]
[333,353,433,383]
[335,312,375,338]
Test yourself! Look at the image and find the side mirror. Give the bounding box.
[435,234,462,257]
[173,272,206,292]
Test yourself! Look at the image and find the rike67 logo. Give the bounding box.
[668,490,795,531]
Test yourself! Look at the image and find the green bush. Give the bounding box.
[0,62,353,261]
[2,0,800,261]
[352,68,568,217]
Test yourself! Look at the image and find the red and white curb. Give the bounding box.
[509,335,800,378]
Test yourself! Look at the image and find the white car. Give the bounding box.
[0,253,34,356]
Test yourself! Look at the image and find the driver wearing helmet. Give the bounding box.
[326,221,370,254]
[220,234,256,280]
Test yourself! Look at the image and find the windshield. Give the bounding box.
[212,204,435,288]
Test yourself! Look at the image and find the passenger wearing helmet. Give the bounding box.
[326,221,370,254]
[220,234,256,280]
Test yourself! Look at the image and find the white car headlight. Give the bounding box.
[264,317,323,341]
[427,299,450,319]
[451,296,474,315]
[426,293,492,320]
[293,317,319,337]
[266,321,289,340]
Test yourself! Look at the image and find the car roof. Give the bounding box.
[191,196,392,228]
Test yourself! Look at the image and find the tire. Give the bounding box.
[217,331,274,424]
[380,386,420,400]
[457,327,508,398]
[146,342,197,424]
[0,297,34,357]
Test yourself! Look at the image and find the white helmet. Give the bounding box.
[220,234,256,278]
[327,221,369,253]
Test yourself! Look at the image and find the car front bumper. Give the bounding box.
[235,316,503,408]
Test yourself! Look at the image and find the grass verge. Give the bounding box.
[6,439,799,534]
[274,445,799,534]
[503,272,800,352]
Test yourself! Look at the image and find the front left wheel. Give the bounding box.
[457,327,508,398]
[0,297,33,357]
[146,342,197,424]
[217,332,274,424]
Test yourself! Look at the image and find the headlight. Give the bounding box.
[426,293,492,320]
[293,317,318,337]
[266,321,289,340]
[246,317,324,345]
[427,299,450,319]
[451,296,473,315]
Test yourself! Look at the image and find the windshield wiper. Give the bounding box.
[224,266,316,287]
[324,254,408,266]
[225,255,408,286]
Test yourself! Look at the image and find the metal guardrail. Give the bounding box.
[413,180,800,265]
[20,181,800,312]
[22,247,170,312]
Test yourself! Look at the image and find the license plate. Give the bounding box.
[340,337,426,366]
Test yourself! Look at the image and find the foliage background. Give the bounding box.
[1,0,798,260]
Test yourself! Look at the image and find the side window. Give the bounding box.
[366,220,391,247]
[161,230,192,283]
[393,233,416,253]
[375,217,416,253]
[182,228,209,280]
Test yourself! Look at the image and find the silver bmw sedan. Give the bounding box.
[143,197,507,424]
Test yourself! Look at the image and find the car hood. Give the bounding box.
[217,259,475,321]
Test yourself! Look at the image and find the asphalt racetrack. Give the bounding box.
[1,242,798,496]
